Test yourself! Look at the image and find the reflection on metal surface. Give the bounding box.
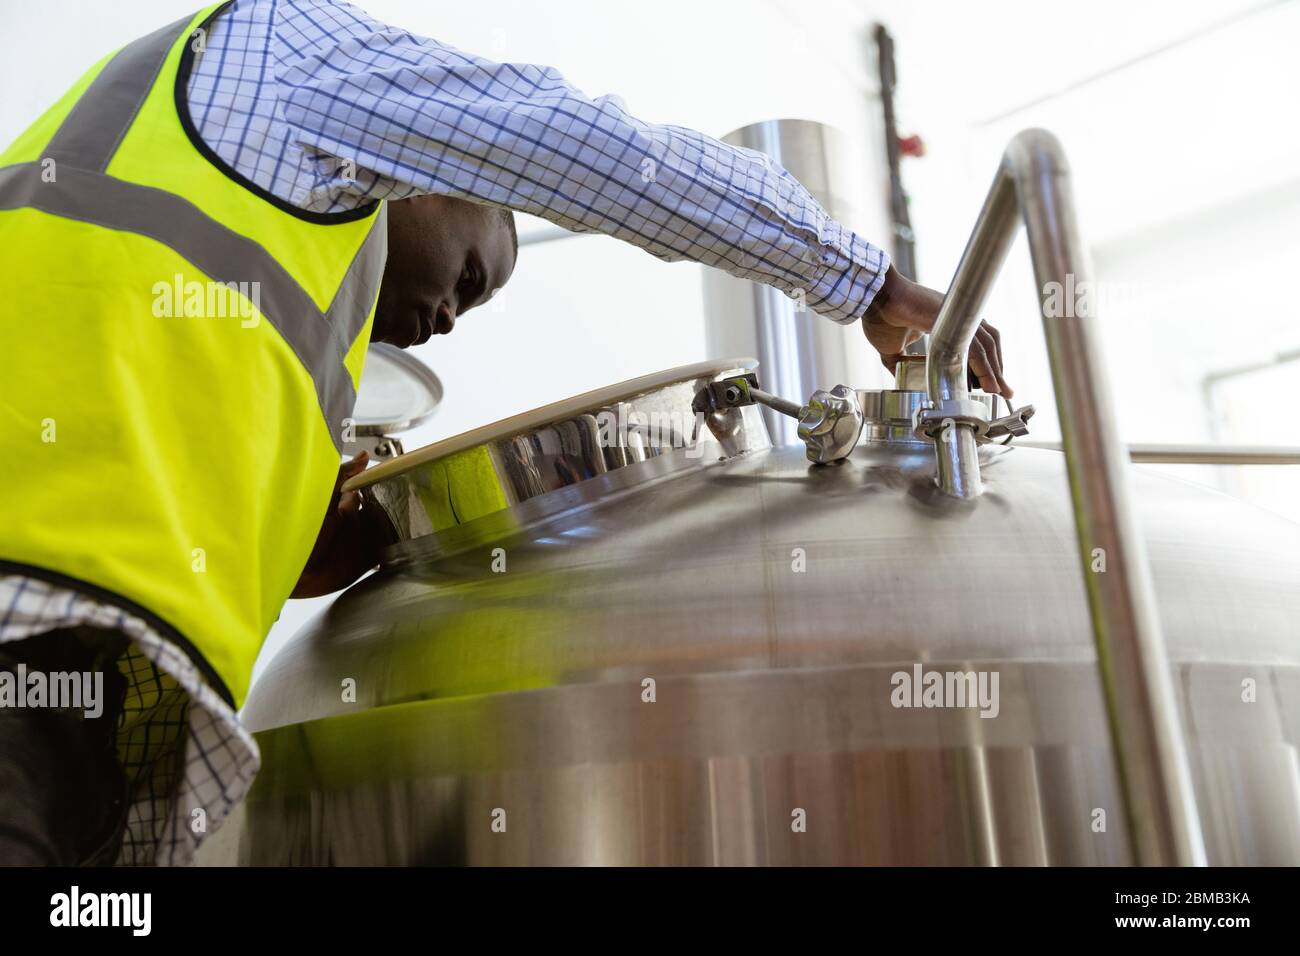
[348,359,769,542]
[232,425,1300,866]
[247,661,1140,866]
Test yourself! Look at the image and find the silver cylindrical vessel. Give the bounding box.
[224,369,1300,867]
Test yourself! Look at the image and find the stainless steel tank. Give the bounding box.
[222,130,1300,866]
[229,355,1300,866]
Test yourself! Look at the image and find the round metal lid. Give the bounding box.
[344,357,757,492]
[351,343,444,436]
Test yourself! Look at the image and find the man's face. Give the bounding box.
[371,195,517,349]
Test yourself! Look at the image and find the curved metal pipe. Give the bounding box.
[926,129,1207,866]
[926,169,1020,497]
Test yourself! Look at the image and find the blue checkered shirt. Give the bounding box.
[187,0,889,322]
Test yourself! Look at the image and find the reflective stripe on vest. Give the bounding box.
[0,14,387,453]
[0,3,387,707]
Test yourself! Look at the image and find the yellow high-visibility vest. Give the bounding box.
[0,3,387,708]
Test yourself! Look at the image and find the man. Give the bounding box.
[0,0,1009,866]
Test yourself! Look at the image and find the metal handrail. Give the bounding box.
[926,129,1207,866]
[1019,441,1300,465]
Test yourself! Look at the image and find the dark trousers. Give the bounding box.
[0,627,131,866]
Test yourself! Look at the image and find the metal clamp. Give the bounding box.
[911,398,1036,445]
[984,403,1036,442]
[911,398,991,442]
[694,376,863,464]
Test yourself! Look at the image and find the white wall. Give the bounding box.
[872,0,1300,521]
[5,1,1297,684]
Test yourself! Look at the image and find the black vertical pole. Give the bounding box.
[874,23,917,281]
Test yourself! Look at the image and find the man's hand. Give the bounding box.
[291,452,397,598]
[861,266,1013,399]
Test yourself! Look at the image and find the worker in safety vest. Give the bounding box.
[0,0,1010,866]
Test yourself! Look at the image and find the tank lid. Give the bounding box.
[348,343,444,436]
[346,358,759,492]
[344,359,771,548]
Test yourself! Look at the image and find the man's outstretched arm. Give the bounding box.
[277,4,883,320]
[272,0,1006,392]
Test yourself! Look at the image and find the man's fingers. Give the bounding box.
[333,453,370,513]
[973,324,1012,399]
[982,322,1012,399]
[968,337,999,397]
[976,327,1003,395]
[971,331,1010,398]
[341,451,369,480]
[869,306,1014,399]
